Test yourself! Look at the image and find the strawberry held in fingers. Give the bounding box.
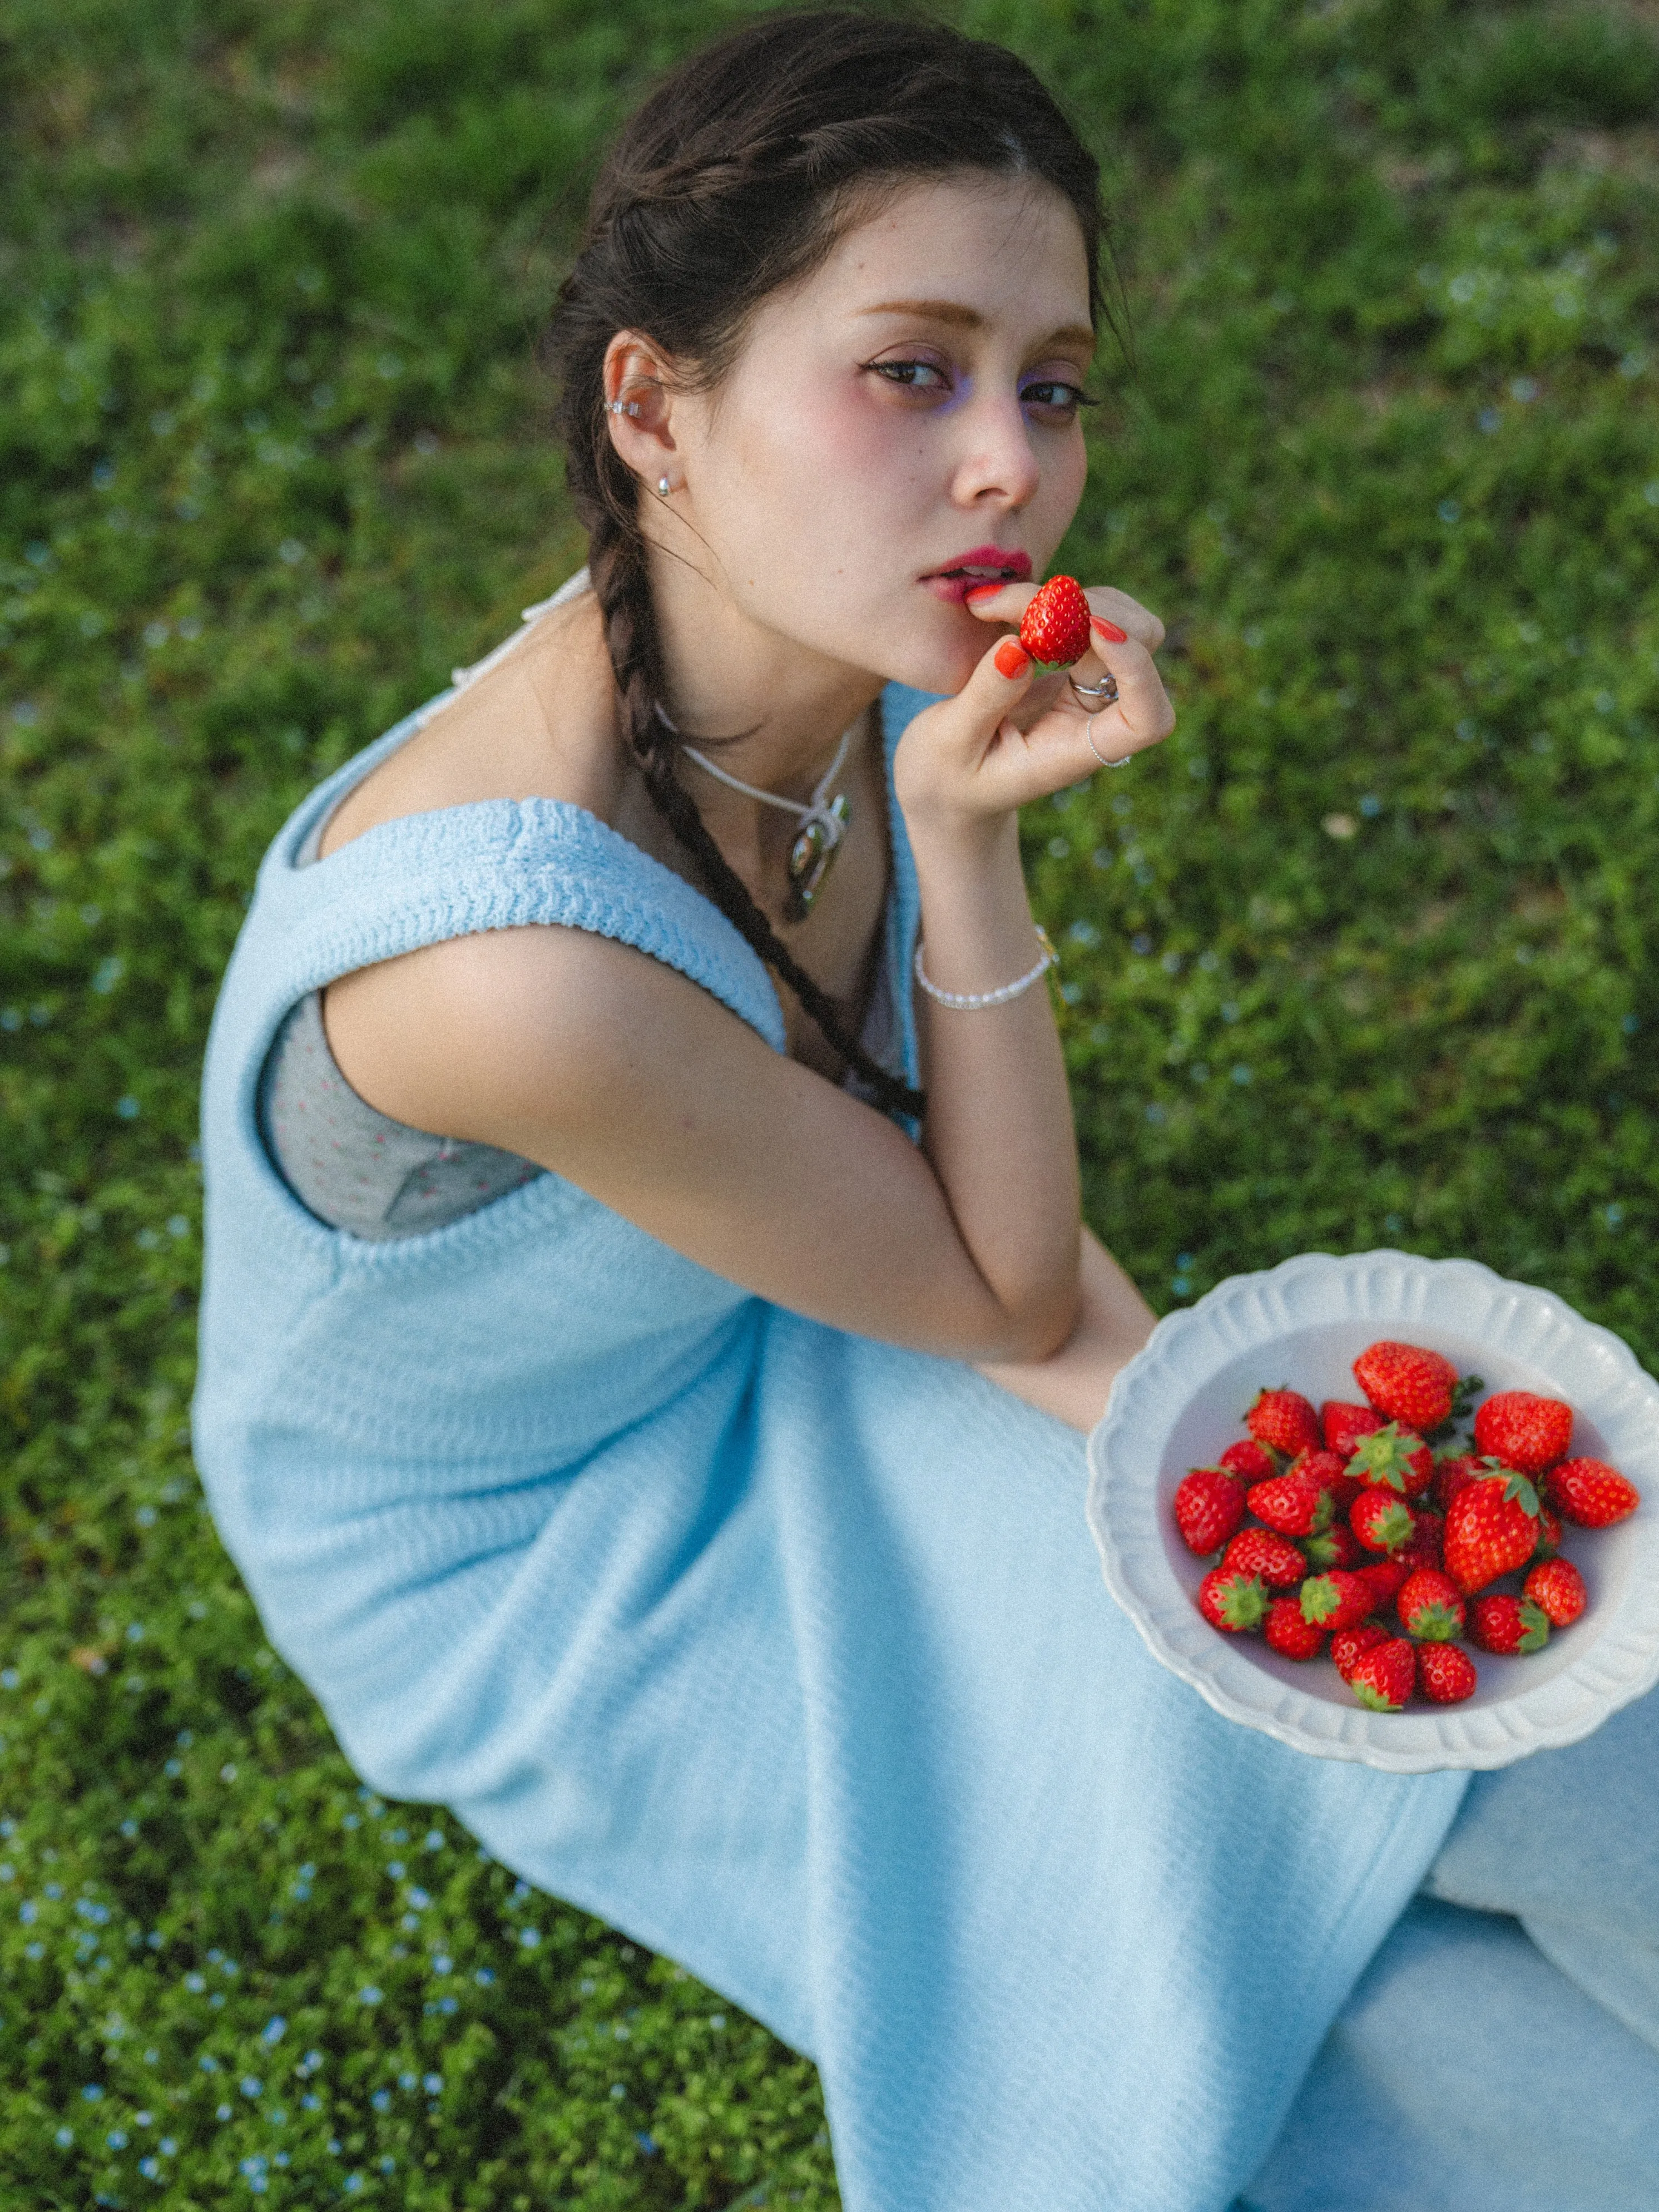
[1349,1636,1418,1713]
[1246,1388,1322,1458]
[1444,1471,1541,1595]
[1017,575,1093,672]
[1469,1592,1551,1656]
[1545,1457,1641,1528]
[1353,1340,1459,1432]
[1395,1568,1465,1642]
[1472,1390,1573,1473]
[1526,1556,1587,1627]
[1173,1467,1246,1556]
[1416,1642,1478,1705]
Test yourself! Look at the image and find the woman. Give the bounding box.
[194,14,1658,2210]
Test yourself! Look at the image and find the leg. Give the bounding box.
[975,1225,1155,1431]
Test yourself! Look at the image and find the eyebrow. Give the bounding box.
[856,299,1096,355]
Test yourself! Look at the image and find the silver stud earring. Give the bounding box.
[608,399,640,416]
[657,476,672,497]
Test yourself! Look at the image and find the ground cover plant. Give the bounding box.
[3,0,1658,2201]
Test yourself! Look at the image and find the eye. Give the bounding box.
[1020,379,1096,418]
[867,359,951,395]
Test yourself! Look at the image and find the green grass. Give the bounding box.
[3,0,1658,2202]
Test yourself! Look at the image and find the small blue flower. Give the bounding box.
[160,2139,176,2155]
[422,2073,442,2095]
[371,2090,391,2112]
[424,1829,445,1852]
[358,1986,382,2006]
[519,1927,541,1949]
[240,2077,261,2099]
[56,2126,75,2147]
[116,1096,141,1120]
[386,1860,405,1879]
[139,2156,161,2179]
[260,2016,286,2046]
[398,2072,417,2091]
[82,2084,104,2102]
[474,1967,494,1987]
[107,2130,128,2149]
[430,1954,452,1976]
[405,1886,430,1910]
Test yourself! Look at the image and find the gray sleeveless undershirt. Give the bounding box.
[257,770,897,1243]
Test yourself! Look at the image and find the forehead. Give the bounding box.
[781,173,1093,345]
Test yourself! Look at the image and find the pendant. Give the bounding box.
[784,793,850,923]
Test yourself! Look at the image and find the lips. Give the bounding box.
[922,544,1032,606]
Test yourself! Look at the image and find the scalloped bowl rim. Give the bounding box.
[1086,1250,1659,1771]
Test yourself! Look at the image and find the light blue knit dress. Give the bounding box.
[193,588,1659,2211]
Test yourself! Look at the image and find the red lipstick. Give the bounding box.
[921,544,1033,606]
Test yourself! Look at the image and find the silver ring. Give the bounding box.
[1086,712,1132,769]
[1068,670,1119,705]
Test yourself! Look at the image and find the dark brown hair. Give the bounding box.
[546,9,1108,1119]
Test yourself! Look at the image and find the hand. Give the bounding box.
[893,581,1176,838]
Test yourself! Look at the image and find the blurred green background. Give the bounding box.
[2,0,1657,2203]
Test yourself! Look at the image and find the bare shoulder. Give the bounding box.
[317,585,621,858]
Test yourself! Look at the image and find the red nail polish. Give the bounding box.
[1092,616,1129,644]
[964,582,1004,603]
[994,640,1031,678]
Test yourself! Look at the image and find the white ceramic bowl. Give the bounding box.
[1086,1250,1659,1771]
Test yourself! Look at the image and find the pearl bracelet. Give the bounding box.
[913,926,1058,1010]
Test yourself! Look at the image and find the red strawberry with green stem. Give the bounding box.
[1246,1388,1322,1458]
[1416,1642,1478,1705]
[1017,575,1093,672]
[1289,1446,1356,1508]
[1264,1597,1326,1660]
[1331,1621,1389,1681]
[1531,1504,1563,1561]
[1220,1438,1278,1483]
[1399,1507,1444,1572]
[1348,1424,1434,1499]
[1299,1570,1374,1632]
[1222,1527,1308,1590]
[1350,1488,1417,1556]
[1173,1467,1246,1555]
[1246,1471,1333,1538]
[1525,1557,1586,1627]
[1321,1401,1385,1459]
[1469,1592,1551,1655]
[1354,1557,1411,1613]
[1444,1471,1541,1595]
[1395,1568,1465,1642]
[1473,1390,1573,1473]
[1353,1341,1459,1432]
[1303,1521,1364,1572]
[1349,1635,1417,1712]
[1198,1565,1270,1633]
[1545,1458,1641,1528]
[1433,1452,1492,1515]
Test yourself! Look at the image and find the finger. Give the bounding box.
[1083,587,1165,652]
[964,579,1033,623]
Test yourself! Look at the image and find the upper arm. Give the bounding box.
[321,924,1068,1360]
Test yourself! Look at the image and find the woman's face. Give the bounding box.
[660,171,1098,697]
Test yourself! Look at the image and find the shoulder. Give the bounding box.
[318,585,623,858]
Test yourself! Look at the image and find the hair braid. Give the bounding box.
[587,491,925,1121]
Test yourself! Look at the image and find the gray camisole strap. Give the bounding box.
[257,702,900,1244]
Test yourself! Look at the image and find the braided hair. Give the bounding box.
[545,10,1111,1121]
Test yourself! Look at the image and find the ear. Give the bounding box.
[602,331,678,479]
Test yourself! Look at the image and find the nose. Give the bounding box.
[948,390,1042,512]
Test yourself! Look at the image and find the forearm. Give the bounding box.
[910,810,1083,1355]
[976,1228,1156,1431]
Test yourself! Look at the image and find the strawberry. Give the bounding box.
[1264,1597,1326,1660]
[1222,1527,1308,1590]
[1545,1457,1641,1529]
[1302,1521,1364,1572]
[1354,1557,1411,1613]
[1246,1471,1333,1538]
[1219,1438,1278,1483]
[1432,1451,1491,1515]
[1350,1488,1417,1556]
[1443,1471,1541,1596]
[1472,1390,1573,1473]
[1353,1340,1458,1432]
[1246,1388,1322,1458]
[1197,1564,1270,1633]
[1395,1567,1465,1642]
[1469,1592,1551,1656]
[1298,1570,1374,1632]
[1017,575,1093,671]
[1347,1423,1433,1498]
[1289,1446,1357,1508]
[1400,1507,1444,1572]
[1173,1467,1246,1555]
[1321,1400,1385,1459]
[1349,1635,1417,1712]
[1525,1556,1586,1627]
[1330,1621,1389,1681]
[1531,1503,1563,1561]
[1415,1642,1478,1705]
